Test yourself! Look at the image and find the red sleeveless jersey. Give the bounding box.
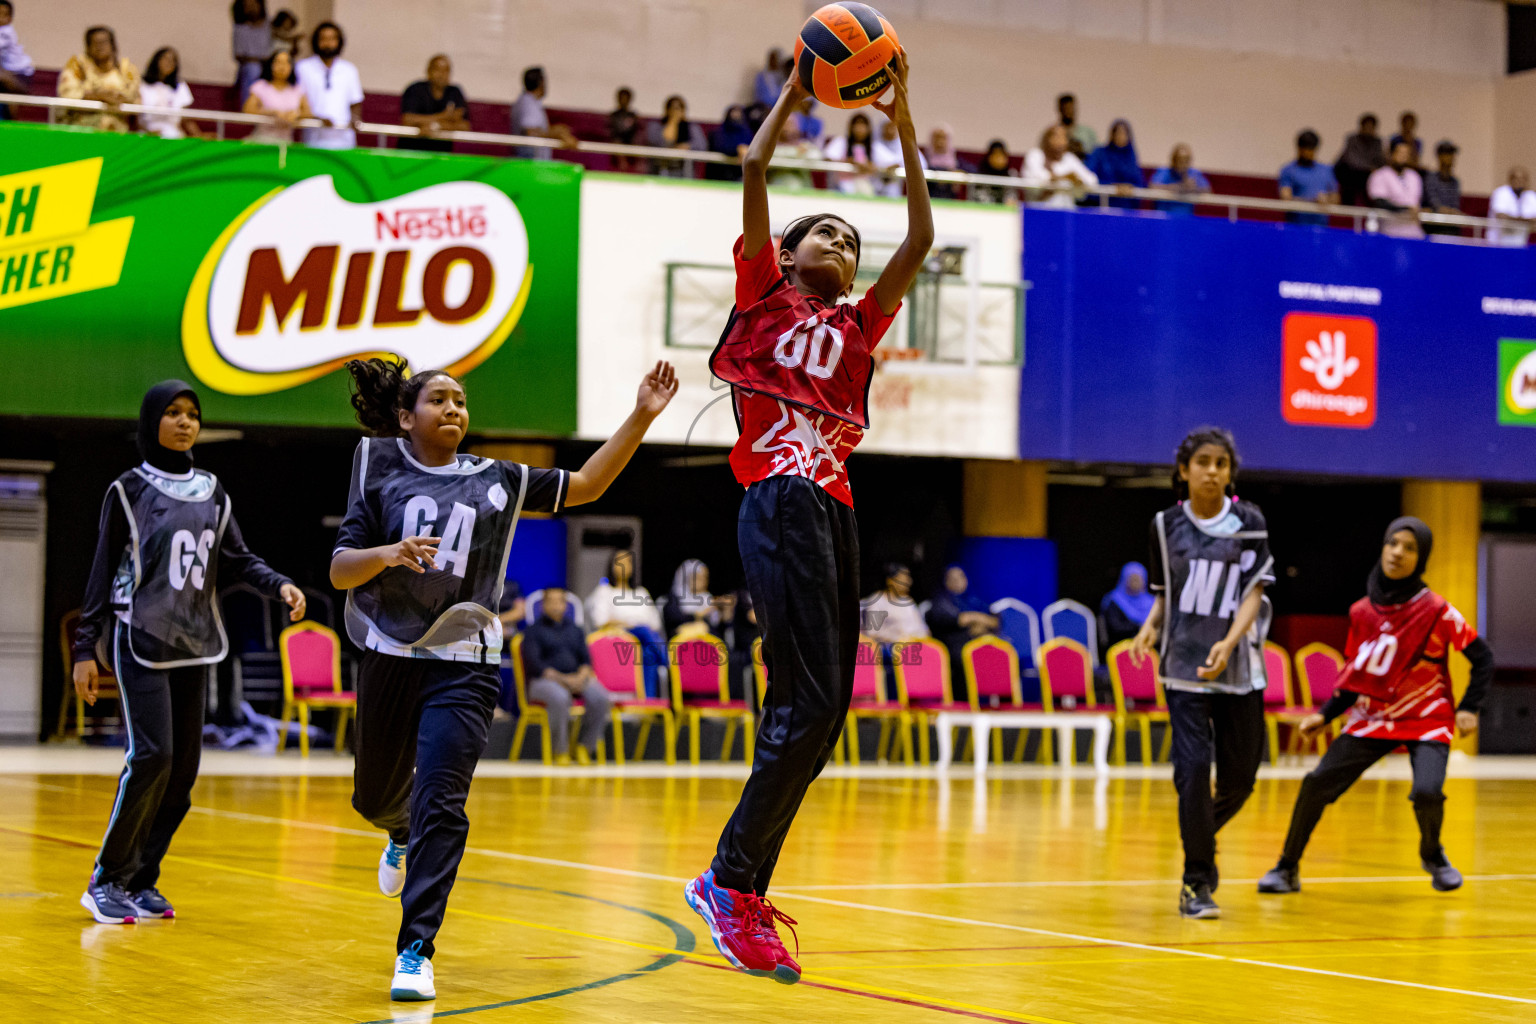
[1335,589,1474,744]
[708,236,898,507]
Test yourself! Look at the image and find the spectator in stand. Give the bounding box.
[138,47,200,140]
[1149,143,1210,215]
[754,47,787,107]
[1488,166,1536,247]
[521,588,613,766]
[1421,140,1462,235]
[243,48,308,143]
[1278,129,1338,227]
[510,66,577,160]
[1368,139,1424,240]
[824,113,878,195]
[972,139,1020,205]
[586,550,667,698]
[1023,125,1098,208]
[1389,110,1422,167]
[766,117,815,191]
[663,559,733,639]
[1087,118,1145,209]
[645,94,706,177]
[706,104,753,181]
[1057,92,1097,157]
[744,100,768,136]
[925,565,999,701]
[0,1,36,121]
[295,22,361,150]
[58,26,139,133]
[924,124,962,199]
[269,9,300,55]
[1099,562,1153,650]
[792,96,823,145]
[1334,113,1386,206]
[862,563,930,646]
[398,54,468,153]
[872,113,924,197]
[607,87,642,172]
[231,0,270,107]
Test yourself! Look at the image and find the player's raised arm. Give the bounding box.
[870,48,934,316]
[742,70,810,259]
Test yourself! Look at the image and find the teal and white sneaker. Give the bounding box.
[379,838,407,898]
[391,940,435,1001]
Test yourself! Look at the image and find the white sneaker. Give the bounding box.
[379,838,407,898]
[390,941,435,1001]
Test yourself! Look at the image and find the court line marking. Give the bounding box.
[773,874,1536,891]
[9,779,1536,1007]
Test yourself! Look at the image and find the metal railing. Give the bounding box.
[4,92,1528,241]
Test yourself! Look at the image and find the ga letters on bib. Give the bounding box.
[708,234,898,508]
[1335,590,1474,744]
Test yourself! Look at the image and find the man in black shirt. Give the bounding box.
[1422,140,1463,236]
[399,54,468,152]
[522,588,613,764]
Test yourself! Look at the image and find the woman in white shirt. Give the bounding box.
[870,114,925,198]
[1022,124,1098,208]
[822,114,878,196]
[586,550,668,696]
[138,47,200,140]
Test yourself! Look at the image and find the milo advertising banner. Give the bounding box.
[0,125,577,433]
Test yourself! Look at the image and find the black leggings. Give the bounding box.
[1279,734,1449,868]
[351,653,499,958]
[710,476,860,897]
[93,621,208,890]
[1167,688,1267,887]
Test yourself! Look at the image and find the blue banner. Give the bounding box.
[1020,209,1536,482]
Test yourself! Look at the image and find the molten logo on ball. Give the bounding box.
[795,3,900,110]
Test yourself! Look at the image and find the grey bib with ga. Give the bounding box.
[1154,500,1275,694]
[111,467,232,668]
[342,438,529,659]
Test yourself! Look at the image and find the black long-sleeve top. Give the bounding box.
[1319,636,1495,722]
[72,472,292,664]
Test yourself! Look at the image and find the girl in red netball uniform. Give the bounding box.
[1258,516,1494,894]
[685,50,932,985]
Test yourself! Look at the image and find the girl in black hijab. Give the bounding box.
[1258,516,1494,896]
[73,380,305,925]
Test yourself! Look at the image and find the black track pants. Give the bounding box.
[1167,687,1267,887]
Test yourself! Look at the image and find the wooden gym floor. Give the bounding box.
[3,749,1535,1024]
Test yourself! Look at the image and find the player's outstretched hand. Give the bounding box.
[636,360,679,417]
[870,47,910,128]
[279,582,308,621]
[385,535,441,573]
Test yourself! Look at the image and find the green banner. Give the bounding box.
[1499,338,1536,428]
[0,124,578,433]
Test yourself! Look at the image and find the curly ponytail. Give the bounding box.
[344,357,463,437]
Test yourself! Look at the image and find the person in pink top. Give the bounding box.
[1367,140,1424,239]
[242,48,308,143]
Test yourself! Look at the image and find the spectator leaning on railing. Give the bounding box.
[510,66,577,160]
[0,0,35,121]
[139,47,200,140]
[58,26,138,133]
[295,21,361,150]
[1390,110,1422,167]
[1335,112,1386,206]
[971,139,1020,205]
[871,113,924,197]
[1367,139,1423,240]
[1023,124,1097,208]
[924,123,962,199]
[824,113,878,195]
[398,54,468,153]
[706,104,753,182]
[1278,129,1338,228]
[1488,166,1536,247]
[645,94,706,177]
[1149,144,1210,216]
[1421,140,1462,236]
[1087,118,1145,209]
[243,48,308,144]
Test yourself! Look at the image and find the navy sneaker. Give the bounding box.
[81,881,138,924]
[129,887,175,919]
[1257,865,1301,894]
[1424,858,1463,892]
[1179,883,1220,919]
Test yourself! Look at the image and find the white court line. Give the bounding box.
[6,776,1535,1006]
[774,874,1536,891]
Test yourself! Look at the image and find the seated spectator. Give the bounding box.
[1488,166,1536,247]
[663,559,732,639]
[924,123,962,199]
[1421,140,1462,235]
[1367,139,1424,240]
[766,118,816,191]
[1278,129,1338,227]
[398,54,468,153]
[754,47,787,107]
[925,565,999,702]
[1087,118,1145,208]
[511,66,577,160]
[58,26,139,133]
[862,563,929,646]
[1149,143,1210,215]
[1334,113,1385,206]
[1057,92,1097,157]
[269,9,300,55]
[1389,110,1422,167]
[705,103,752,181]
[231,0,270,107]
[586,550,667,697]
[607,86,642,172]
[0,1,36,122]
[824,113,878,195]
[972,139,1020,205]
[243,48,308,143]
[1022,125,1098,207]
[139,47,200,140]
[521,589,613,765]
[1099,562,1153,650]
[792,96,823,145]
[296,22,361,150]
[646,94,706,177]
[871,113,925,197]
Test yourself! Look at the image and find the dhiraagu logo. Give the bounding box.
[1499,339,1536,427]
[0,158,133,309]
[182,175,533,395]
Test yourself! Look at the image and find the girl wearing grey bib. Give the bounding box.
[72,380,306,925]
[1132,427,1274,921]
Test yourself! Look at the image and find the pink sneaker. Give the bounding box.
[684,870,801,984]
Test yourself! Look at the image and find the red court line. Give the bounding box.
[0,825,97,850]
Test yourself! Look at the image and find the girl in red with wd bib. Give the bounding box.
[1259,517,1494,895]
[687,49,932,985]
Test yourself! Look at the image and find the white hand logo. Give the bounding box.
[1299,330,1359,391]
